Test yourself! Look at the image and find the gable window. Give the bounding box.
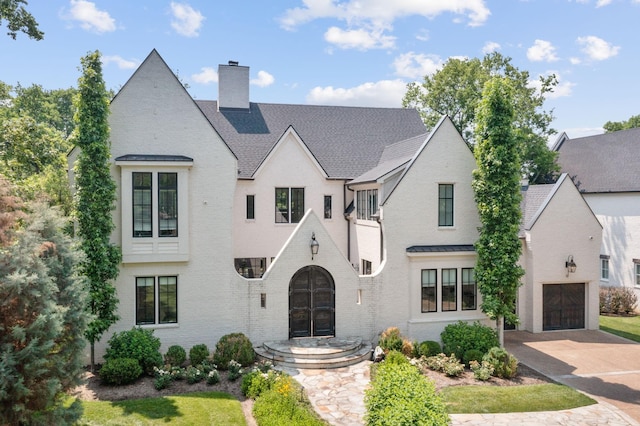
[421,269,437,313]
[136,276,177,325]
[246,195,255,220]
[356,189,378,220]
[438,184,454,227]
[600,255,609,281]
[133,172,152,237]
[275,187,304,223]
[324,195,332,219]
[462,268,477,310]
[442,268,457,311]
[158,173,177,236]
[235,257,266,278]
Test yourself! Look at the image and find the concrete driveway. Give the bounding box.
[505,330,640,423]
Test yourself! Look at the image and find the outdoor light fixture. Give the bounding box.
[565,255,577,277]
[311,232,319,260]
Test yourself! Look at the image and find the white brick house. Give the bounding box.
[77,50,602,361]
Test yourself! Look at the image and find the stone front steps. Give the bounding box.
[255,337,373,369]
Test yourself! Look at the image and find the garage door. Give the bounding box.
[543,283,585,331]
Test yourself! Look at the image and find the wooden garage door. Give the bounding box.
[543,283,585,331]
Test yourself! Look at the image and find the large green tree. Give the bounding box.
[0,0,43,40]
[472,77,524,346]
[73,50,120,370]
[603,114,640,132]
[403,52,559,184]
[0,179,88,425]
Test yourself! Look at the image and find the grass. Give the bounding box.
[600,314,640,343]
[76,391,246,425]
[441,383,596,414]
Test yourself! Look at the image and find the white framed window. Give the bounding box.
[442,268,457,311]
[356,189,378,220]
[421,269,437,313]
[635,260,640,287]
[600,255,609,281]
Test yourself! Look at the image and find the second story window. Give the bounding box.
[356,189,378,220]
[324,195,332,219]
[600,256,609,281]
[275,187,304,223]
[133,172,152,237]
[158,173,177,237]
[246,195,255,220]
[438,184,454,227]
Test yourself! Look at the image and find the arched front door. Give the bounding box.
[289,266,335,338]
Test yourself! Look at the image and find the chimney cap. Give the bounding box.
[228,60,239,66]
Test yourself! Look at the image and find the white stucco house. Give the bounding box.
[555,129,640,304]
[73,50,602,362]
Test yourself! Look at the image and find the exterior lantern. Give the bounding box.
[565,255,577,276]
[311,232,319,260]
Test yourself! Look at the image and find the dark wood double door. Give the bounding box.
[289,266,335,338]
[543,283,585,331]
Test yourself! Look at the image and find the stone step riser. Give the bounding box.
[255,347,372,370]
[259,345,364,360]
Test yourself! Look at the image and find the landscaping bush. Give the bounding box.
[483,347,518,379]
[164,344,187,366]
[228,359,243,381]
[242,369,280,399]
[384,350,409,365]
[463,349,485,366]
[189,344,210,366]
[365,359,449,425]
[185,365,205,384]
[414,340,442,358]
[378,326,414,356]
[600,286,638,314]
[100,358,143,385]
[206,369,220,385]
[441,321,499,362]
[424,353,465,377]
[104,328,163,375]
[213,332,255,369]
[469,360,494,381]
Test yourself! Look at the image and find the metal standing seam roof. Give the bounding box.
[195,101,428,179]
[556,127,640,193]
[406,244,476,253]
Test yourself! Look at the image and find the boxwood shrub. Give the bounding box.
[99,358,143,385]
[441,321,498,362]
[189,344,210,366]
[213,332,255,370]
[164,344,187,367]
[104,327,163,375]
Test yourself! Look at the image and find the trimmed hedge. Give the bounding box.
[365,360,449,425]
[100,358,143,385]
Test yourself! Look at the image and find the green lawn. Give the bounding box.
[76,391,246,425]
[600,314,640,343]
[441,383,596,414]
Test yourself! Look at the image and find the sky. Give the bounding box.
[1,0,638,140]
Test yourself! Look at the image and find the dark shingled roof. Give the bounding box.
[556,128,640,193]
[195,101,427,179]
[406,245,475,253]
[520,183,555,234]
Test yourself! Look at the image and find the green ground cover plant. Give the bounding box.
[600,314,640,343]
[441,383,596,414]
[77,391,246,425]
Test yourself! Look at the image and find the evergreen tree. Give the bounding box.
[472,77,524,346]
[0,181,88,425]
[73,50,120,370]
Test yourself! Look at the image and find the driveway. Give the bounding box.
[505,330,640,423]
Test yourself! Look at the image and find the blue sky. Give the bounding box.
[2,0,637,139]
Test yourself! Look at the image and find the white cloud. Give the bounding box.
[529,71,574,99]
[66,0,116,33]
[392,52,443,79]
[102,55,138,70]
[577,35,620,60]
[569,57,581,65]
[527,39,559,62]
[251,71,275,87]
[415,29,429,42]
[324,26,395,50]
[482,41,501,54]
[306,79,408,107]
[191,67,218,84]
[170,2,205,37]
[596,0,613,6]
[280,0,491,51]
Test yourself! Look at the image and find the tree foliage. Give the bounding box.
[0,0,43,40]
[472,77,524,345]
[603,114,640,133]
[0,181,88,425]
[403,52,559,183]
[73,50,120,368]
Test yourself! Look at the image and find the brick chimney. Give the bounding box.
[218,60,249,110]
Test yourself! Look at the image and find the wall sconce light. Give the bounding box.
[565,255,577,277]
[310,232,319,260]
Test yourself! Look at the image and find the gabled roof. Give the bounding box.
[195,101,427,179]
[555,128,640,193]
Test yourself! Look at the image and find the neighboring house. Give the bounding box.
[71,50,602,362]
[555,128,640,304]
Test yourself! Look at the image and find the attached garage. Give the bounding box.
[543,283,585,331]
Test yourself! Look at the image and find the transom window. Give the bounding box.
[136,276,177,325]
[132,172,178,237]
[438,184,454,227]
[356,189,378,220]
[275,187,304,223]
[421,269,437,313]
